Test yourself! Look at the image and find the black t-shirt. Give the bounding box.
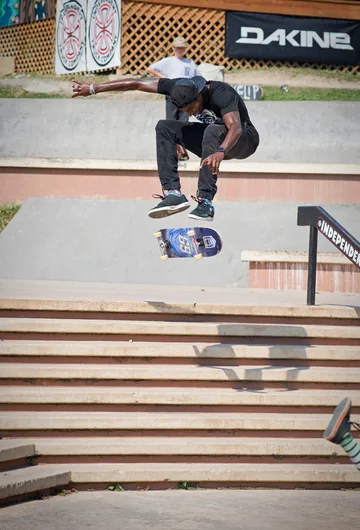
[158,78,256,129]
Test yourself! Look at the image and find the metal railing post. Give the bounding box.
[307,225,318,306]
[298,205,359,306]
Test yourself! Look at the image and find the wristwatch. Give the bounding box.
[217,147,225,153]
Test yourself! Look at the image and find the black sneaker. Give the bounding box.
[188,196,214,222]
[148,192,190,219]
[323,397,358,444]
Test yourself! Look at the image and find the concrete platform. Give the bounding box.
[0,490,359,530]
[0,198,359,288]
[0,279,359,315]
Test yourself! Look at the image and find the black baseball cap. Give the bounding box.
[170,76,207,109]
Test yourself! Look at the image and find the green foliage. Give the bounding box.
[107,484,125,492]
[262,86,360,101]
[0,87,67,98]
[0,204,21,233]
[178,481,199,490]
[227,66,360,83]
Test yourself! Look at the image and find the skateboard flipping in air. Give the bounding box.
[154,227,222,260]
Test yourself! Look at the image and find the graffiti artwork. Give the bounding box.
[0,0,55,27]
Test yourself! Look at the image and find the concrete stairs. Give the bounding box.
[0,440,70,504]
[0,295,359,494]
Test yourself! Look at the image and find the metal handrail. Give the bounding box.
[297,206,360,305]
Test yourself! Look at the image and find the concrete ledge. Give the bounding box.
[1,281,358,319]
[0,411,353,431]
[0,465,71,500]
[30,437,341,457]
[1,157,360,175]
[2,387,359,406]
[0,341,359,360]
[242,251,360,293]
[241,251,352,265]
[2,299,359,319]
[0,440,35,463]
[63,463,359,484]
[1,318,359,339]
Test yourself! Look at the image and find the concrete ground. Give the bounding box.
[0,278,359,308]
[1,490,359,530]
[0,199,359,288]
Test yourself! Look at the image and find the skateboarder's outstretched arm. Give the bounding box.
[72,78,159,98]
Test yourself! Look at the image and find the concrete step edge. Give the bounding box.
[2,387,360,406]
[58,463,359,483]
[1,318,359,339]
[2,157,359,175]
[0,440,36,462]
[0,411,354,430]
[0,465,71,500]
[0,341,359,359]
[1,364,359,383]
[1,298,359,319]
[28,437,341,456]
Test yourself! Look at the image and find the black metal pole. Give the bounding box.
[307,226,318,305]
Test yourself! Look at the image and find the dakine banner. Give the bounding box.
[225,11,360,65]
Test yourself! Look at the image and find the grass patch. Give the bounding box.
[3,72,115,83]
[262,86,360,101]
[227,66,360,83]
[0,204,21,233]
[1,84,359,101]
[0,86,67,98]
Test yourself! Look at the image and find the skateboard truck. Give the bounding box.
[154,230,202,260]
[186,230,202,260]
[153,227,222,261]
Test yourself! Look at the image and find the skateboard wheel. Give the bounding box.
[154,231,162,238]
[194,254,202,260]
[187,230,195,237]
[160,255,168,261]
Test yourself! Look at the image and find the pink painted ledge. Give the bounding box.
[1,159,360,204]
[241,251,360,294]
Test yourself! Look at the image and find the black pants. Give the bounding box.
[156,119,260,200]
[165,96,188,122]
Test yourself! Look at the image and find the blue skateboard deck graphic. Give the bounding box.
[154,227,222,260]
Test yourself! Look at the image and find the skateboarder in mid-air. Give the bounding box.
[72,75,260,221]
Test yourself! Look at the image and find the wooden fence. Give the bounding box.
[0,18,55,74]
[0,1,359,75]
[121,2,360,74]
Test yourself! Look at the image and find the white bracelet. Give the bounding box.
[89,83,96,95]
